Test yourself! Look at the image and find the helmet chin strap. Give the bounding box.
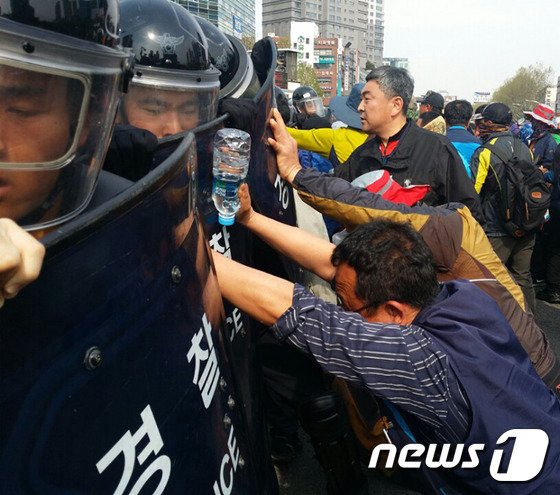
[18,167,73,227]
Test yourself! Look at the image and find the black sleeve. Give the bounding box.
[439,143,485,225]
[332,140,369,181]
[103,124,158,181]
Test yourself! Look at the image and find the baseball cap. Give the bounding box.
[329,82,365,130]
[481,102,512,125]
[418,91,444,111]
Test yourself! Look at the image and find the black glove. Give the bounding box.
[218,98,258,133]
[292,112,307,129]
[250,37,274,86]
[104,124,158,181]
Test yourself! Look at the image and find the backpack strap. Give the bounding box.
[481,138,516,165]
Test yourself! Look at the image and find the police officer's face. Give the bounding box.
[303,100,317,115]
[0,68,68,222]
[123,85,200,138]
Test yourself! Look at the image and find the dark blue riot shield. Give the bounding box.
[0,134,271,494]
[133,38,299,495]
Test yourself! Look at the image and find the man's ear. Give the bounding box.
[383,301,405,323]
[391,96,404,117]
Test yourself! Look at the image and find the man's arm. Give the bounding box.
[287,127,335,158]
[236,184,336,282]
[0,218,45,308]
[268,109,436,230]
[211,250,294,326]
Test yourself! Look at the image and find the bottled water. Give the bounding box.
[212,128,251,226]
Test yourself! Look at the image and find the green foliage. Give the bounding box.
[296,62,324,97]
[275,36,291,49]
[492,63,554,119]
[240,36,256,51]
[365,60,376,71]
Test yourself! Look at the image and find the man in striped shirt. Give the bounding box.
[212,217,560,494]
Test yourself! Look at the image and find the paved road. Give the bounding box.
[277,293,560,495]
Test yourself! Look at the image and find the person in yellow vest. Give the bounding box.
[287,83,369,168]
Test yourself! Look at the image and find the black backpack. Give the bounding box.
[483,138,550,237]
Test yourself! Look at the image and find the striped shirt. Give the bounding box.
[272,284,471,443]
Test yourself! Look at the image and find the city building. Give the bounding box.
[262,0,384,76]
[366,0,385,67]
[545,85,557,110]
[275,48,299,89]
[382,57,409,70]
[314,37,338,104]
[173,0,255,41]
[556,76,560,114]
[289,21,318,66]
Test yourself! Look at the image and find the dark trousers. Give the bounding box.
[490,233,537,312]
[258,331,329,435]
[543,217,560,288]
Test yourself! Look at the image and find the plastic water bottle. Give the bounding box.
[212,128,251,226]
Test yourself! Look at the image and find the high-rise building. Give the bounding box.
[383,57,409,70]
[263,0,384,69]
[314,37,338,104]
[365,0,384,67]
[545,85,557,110]
[556,76,560,114]
[173,0,255,41]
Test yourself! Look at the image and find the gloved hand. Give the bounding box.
[292,112,307,129]
[104,124,158,181]
[218,98,258,133]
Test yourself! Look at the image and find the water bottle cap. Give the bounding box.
[218,213,235,226]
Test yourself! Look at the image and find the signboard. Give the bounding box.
[473,91,491,103]
[232,15,242,39]
[318,56,335,64]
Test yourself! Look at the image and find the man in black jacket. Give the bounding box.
[333,67,484,223]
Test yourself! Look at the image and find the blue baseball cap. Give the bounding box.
[329,83,365,130]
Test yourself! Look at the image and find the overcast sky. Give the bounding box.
[383,0,560,100]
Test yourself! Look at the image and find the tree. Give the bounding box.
[275,36,291,49]
[296,62,323,97]
[492,63,554,119]
[365,60,376,71]
[240,35,256,51]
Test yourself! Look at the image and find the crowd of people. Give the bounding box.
[1,0,560,494]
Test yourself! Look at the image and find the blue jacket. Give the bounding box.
[446,126,481,179]
[532,131,559,168]
[409,281,560,494]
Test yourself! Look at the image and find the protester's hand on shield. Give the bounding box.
[236,183,255,225]
[0,219,45,308]
[267,108,302,184]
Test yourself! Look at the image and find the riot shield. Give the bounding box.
[146,39,300,495]
[247,38,302,284]
[0,134,266,494]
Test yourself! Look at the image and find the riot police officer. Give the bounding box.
[118,0,221,139]
[0,0,133,232]
[291,85,332,129]
[0,0,133,298]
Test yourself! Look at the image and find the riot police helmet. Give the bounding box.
[193,15,260,100]
[119,0,221,138]
[292,85,326,117]
[0,0,133,231]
